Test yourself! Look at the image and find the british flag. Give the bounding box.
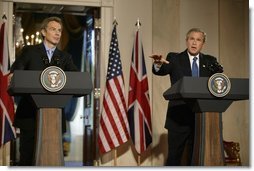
[127,29,152,154]
[0,20,16,146]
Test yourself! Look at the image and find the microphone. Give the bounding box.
[206,61,224,75]
[43,56,50,67]
[51,55,60,67]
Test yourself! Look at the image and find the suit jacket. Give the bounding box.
[11,43,78,130]
[152,49,220,132]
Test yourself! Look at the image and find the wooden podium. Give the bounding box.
[8,70,92,166]
[163,76,249,166]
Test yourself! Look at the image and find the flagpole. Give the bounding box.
[113,148,117,166]
[0,146,2,165]
[3,144,7,165]
[111,18,119,167]
[137,154,141,166]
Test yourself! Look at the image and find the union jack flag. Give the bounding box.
[0,19,16,146]
[127,29,152,154]
[98,25,130,153]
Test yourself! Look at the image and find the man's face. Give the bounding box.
[42,21,62,46]
[186,31,205,56]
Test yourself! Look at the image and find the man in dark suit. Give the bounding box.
[9,16,78,166]
[150,28,223,166]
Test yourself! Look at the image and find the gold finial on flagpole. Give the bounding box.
[135,18,141,30]
[2,12,7,19]
[113,17,118,26]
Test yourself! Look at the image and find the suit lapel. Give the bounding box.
[38,43,47,56]
[37,43,48,63]
[181,50,192,76]
[50,48,61,65]
[199,53,207,77]
[52,48,61,59]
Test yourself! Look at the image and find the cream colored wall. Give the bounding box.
[218,0,249,165]
[179,0,219,56]
[152,0,180,166]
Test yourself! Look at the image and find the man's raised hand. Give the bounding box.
[149,54,169,65]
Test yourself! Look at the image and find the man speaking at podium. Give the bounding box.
[9,16,78,166]
[150,28,223,166]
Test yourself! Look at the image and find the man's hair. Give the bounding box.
[186,28,207,42]
[40,16,63,31]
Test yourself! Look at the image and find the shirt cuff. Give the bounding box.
[153,63,162,72]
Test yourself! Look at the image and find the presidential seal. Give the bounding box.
[40,66,66,92]
[208,73,231,97]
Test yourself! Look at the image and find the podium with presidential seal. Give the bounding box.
[8,66,93,166]
[163,73,249,166]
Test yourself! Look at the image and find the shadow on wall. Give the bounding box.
[127,133,168,166]
[100,140,131,165]
[99,134,168,166]
[152,133,168,165]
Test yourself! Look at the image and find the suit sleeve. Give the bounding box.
[10,46,30,72]
[152,52,177,76]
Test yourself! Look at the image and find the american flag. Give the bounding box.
[0,20,16,146]
[98,25,130,154]
[127,29,152,154]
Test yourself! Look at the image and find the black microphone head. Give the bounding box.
[208,62,223,74]
[52,55,60,66]
[214,61,223,73]
[207,61,223,75]
[43,56,50,67]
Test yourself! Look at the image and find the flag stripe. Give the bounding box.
[103,86,123,145]
[109,77,129,139]
[102,97,120,147]
[99,112,115,152]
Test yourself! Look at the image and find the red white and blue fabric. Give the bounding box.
[0,20,16,146]
[127,30,152,154]
[98,25,130,154]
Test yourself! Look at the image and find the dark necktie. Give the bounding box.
[192,56,199,77]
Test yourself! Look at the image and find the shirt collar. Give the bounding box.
[43,42,56,52]
[187,51,200,61]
